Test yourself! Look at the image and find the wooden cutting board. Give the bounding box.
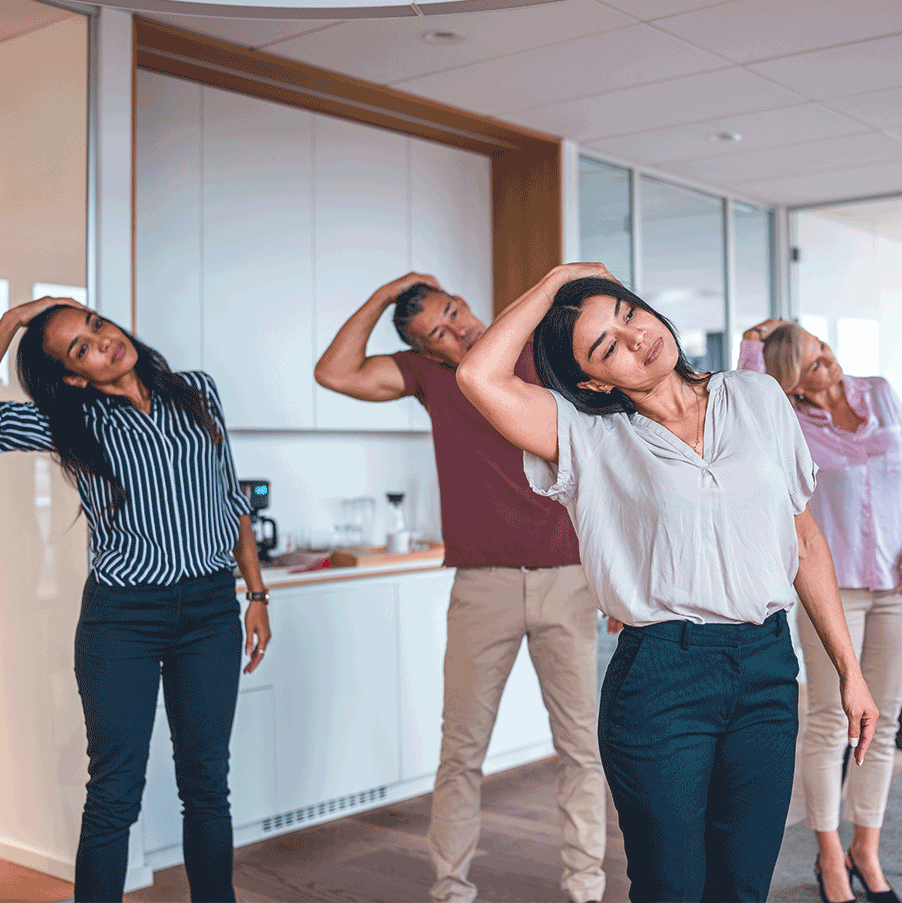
[330,542,445,568]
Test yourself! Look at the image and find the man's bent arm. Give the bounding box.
[314,273,436,402]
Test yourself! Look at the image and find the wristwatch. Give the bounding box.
[246,590,270,604]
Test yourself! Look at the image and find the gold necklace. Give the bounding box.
[691,389,702,454]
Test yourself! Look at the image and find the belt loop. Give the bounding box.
[680,621,691,650]
[775,612,784,637]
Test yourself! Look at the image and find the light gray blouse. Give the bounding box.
[524,370,818,627]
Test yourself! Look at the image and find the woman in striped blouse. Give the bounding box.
[0,296,271,903]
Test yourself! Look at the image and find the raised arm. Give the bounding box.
[456,263,615,462]
[793,505,878,764]
[0,296,86,362]
[314,273,440,402]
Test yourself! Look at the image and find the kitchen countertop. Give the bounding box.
[236,549,447,592]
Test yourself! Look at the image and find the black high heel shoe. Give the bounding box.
[847,849,901,903]
[814,856,856,903]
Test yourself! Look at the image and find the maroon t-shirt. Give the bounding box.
[393,345,580,569]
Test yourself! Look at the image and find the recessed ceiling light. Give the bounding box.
[706,131,742,144]
[421,30,465,45]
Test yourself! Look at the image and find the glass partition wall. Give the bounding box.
[579,157,634,289]
[579,156,774,372]
[790,198,902,395]
[641,178,726,372]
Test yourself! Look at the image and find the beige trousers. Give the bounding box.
[799,588,902,831]
[428,565,606,903]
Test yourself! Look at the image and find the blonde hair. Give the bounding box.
[762,323,805,396]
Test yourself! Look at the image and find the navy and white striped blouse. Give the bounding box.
[0,371,252,586]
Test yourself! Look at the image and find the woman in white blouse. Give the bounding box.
[456,263,878,903]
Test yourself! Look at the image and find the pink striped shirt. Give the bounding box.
[738,339,902,590]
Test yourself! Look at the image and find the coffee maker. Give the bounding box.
[239,479,278,563]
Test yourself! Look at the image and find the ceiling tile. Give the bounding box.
[667,133,902,184]
[654,0,902,64]
[599,0,732,19]
[730,161,902,206]
[141,13,343,49]
[265,0,633,83]
[0,0,72,44]
[749,34,902,100]
[583,104,866,165]
[827,86,902,129]
[392,23,727,113]
[502,67,801,139]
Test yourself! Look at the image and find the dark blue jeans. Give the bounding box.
[73,569,241,903]
[599,610,799,903]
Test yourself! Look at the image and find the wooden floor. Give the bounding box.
[1,756,627,903]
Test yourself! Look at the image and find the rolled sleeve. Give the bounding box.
[0,401,55,452]
[523,390,578,506]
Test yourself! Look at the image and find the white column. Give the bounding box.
[561,139,581,264]
[94,7,133,330]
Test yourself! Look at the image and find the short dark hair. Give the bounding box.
[533,277,708,416]
[392,283,449,348]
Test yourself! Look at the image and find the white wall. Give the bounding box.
[0,10,92,880]
[0,15,87,316]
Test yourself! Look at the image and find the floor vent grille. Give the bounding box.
[262,785,388,833]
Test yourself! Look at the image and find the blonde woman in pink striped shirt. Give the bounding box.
[740,320,902,903]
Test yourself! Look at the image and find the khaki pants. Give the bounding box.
[799,588,902,831]
[428,565,606,903]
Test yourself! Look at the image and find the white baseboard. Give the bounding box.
[0,836,152,893]
[0,838,74,882]
[123,863,154,892]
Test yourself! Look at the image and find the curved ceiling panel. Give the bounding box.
[96,0,566,20]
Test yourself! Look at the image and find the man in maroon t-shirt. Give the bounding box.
[315,272,608,903]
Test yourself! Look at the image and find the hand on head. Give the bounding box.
[382,272,443,304]
[744,318,786,342]
[17,295,87,328]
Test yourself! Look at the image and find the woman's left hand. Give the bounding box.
[243,601,272,674]
[840,671,879,766]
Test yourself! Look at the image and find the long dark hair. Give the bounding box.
[16,306,223,517]
[533,277,707,416]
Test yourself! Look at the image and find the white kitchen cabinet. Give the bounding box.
[135,77,493,434]
[398,568,553,780]
[134,71,202,372]
[141,685,278,854]
[410,138,493,320]
[313,114,420,432]
[270,579,401,810]
[136,568,552,879]
[202,87,315,429]
[409,138,493,432]
[397,569,455,780]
